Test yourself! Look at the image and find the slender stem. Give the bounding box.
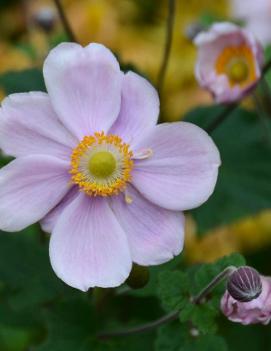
[97,266,236,340]
[53,0,77,42]
[206,57,271,134]
[98,310,179,340]
[253,93,271,145]
[193,266,236,304]
[262,59,271,76]
[157,0,176,96]
[206,103,237,134]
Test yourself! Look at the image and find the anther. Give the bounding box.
[133,148,153,160]
[125,191,133,204]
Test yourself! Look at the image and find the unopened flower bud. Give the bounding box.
[227,266,262,302]
[33,7,57,33]
[185,23,205,41]
[126,264,150,290]
[221,269,271,325]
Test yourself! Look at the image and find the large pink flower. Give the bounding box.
[0,43,220,291]
[194,22,264,103]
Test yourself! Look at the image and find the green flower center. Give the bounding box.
[228,60,249,83]
[88,151,116,178]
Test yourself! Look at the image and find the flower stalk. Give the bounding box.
[192,266,236,304]
[157,0,176,97]
[97,265,236,340]
[53,0,78,42]
[206,57,271,134]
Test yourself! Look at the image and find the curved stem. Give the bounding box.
[193,266,236,304]
[157,0,176,96]
[206,103,237,134]
[53,0,78,42]
[97,265,236,339]
[98,310,179,340]
[206,57,271,134]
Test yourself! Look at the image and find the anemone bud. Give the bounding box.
[227,266,262,302]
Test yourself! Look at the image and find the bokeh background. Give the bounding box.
[0,0,271,350]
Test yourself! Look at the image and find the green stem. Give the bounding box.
[53,0,78,42]
[252,93,271,145]
[98,310,179,340]
[192,266,236,304]
[157,0,176,97]
[206,104,237,134]
[206,58,271,134]
[97,265,236,340]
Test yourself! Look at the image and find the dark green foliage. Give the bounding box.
[0,69,46,95]
[158,271,189,312]
[158,254,245,335]
[185,106,271,234]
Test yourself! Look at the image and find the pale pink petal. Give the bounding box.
[0,92,76,160]
[49,194,132,291]
[43,42,123,139]
[110,185,184,265]
[109,71,159,148]
[132,122,220,211]
[41,187,78,233]
[0,156,70,232]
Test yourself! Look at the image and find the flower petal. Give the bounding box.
[43,42,123,140]
[110,71,159,147]
[0,156,70,232]
[132,122,221,211]
[110,186,184,265]
[0,92,76,160]
[41,186,78,233]
[49,194,132,291]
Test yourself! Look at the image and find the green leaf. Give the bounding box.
[0,69,45,95]
[34,297,97,351]
[155,323,187,351]
[156,324,228,351]
[180,254,245,334]
[179,335,228,351]
[0,231,71,309]
[158,271,190,312]
[180,302,218,334]
[0,326,36,351]
[184,106,271,234]
[128,254,184,298]
[34,297,154,351]
[192,253,245,297]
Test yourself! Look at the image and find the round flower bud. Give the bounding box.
[126,264,150,290]
[33,7,57,33]
[227,266,262,302]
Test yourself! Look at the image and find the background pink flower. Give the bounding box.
[0,43,220,291]
[194,22,264,103]
[231,0,271,45]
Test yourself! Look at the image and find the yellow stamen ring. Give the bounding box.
[215,44,256,87]
[70,132,133,197]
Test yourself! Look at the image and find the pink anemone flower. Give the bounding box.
[0,43,220,291]
[194,22,264,104]
[231,0,271,46]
